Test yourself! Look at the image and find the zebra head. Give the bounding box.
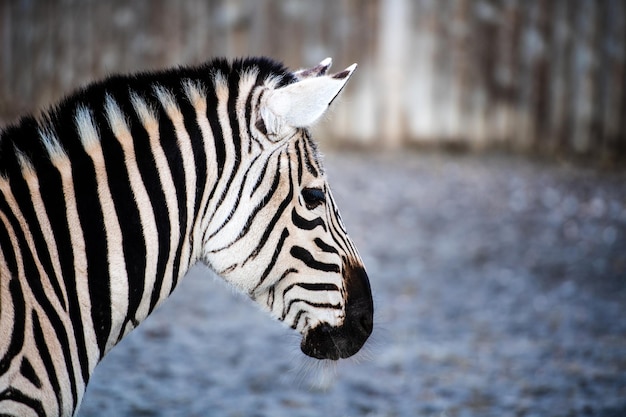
[201,59,373,360]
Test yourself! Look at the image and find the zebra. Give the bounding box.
[0,56,373,416]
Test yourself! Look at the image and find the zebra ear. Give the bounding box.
[293,57,333,79]
[261,62,357,133]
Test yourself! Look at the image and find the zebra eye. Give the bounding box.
[301,187,326,210]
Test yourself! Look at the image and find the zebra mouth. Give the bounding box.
[300,265,373,360]
[300,320,371,360]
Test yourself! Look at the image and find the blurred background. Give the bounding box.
[1,0,626,160]
[2,1,625,416]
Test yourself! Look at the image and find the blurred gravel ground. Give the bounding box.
[79,151,626,417]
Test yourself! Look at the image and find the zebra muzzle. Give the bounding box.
[300,264,373,360]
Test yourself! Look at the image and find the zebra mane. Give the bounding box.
[0,57,297,179]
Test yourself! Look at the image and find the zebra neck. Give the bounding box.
[92,92,209,356]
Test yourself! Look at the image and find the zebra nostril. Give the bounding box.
[359,312,373,334]
[345,305,373,342]
[344,264,374,335]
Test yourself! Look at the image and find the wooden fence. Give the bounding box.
[1,0,625,159]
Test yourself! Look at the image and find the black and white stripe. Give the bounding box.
[0,57,373,416]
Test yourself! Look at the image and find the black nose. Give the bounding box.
[301,265,373,360]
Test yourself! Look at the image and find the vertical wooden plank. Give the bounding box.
[56,0,74,93]
[247,0,269,57]
[572,0,596,154]
[39,0,59,110]
[128,0,152,69]
[149,0,169,67]
[431,0,452,141]
[340,0,380,144]
[335,0,351,67]
[75,0,94,87]
[592,0,609,158]
[148,0,169,67]
[601,0,622,157]
[403,0,426,142]
[450,0,472,144]
[91,0,105,77]
[617,0,626,156]
[179,0,194,63]
[12,0,30,116]
[492,0,510,144]
[268,0,282,59]
[32,1,46,110]
[0,1,12,120]
[187,0,209,64]
[359,0,380,63]
[515,0,535,151]
[377,0,409,147]
[548,0,565,154]
[474,0,499,147]
[499,0,524,150]
[555,0,576,154]
[530,0,553,152]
